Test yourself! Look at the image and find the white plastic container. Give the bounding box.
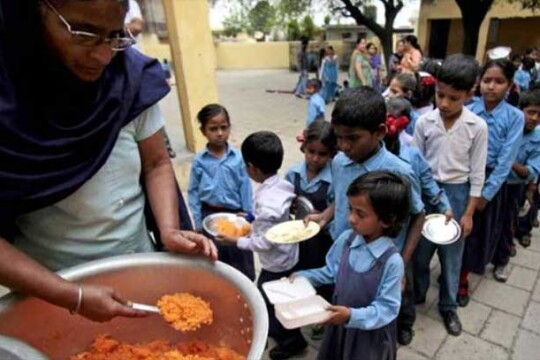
[262,277,331,329]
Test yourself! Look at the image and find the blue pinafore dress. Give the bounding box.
[318,234,398,360]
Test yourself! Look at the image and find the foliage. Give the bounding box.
[324,15,332,25]
[301,15,316,39]
[287,19,302,40]
[222,9,249,37]
[507,0,540,10]
[248,1,277,34]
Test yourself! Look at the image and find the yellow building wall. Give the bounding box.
[139,34,172,62]
[215,42,290,69]
[495,18,540,54]
[446,19,463,56]
[418,0,539,61]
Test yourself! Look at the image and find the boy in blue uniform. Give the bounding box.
[502,89,540,259]
[413,54,488,335]
[306,86,425,346]
[305,79,326,128]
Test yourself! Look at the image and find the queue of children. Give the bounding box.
[186,50,540,360]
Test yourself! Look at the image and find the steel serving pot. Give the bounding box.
[0,253,268,360]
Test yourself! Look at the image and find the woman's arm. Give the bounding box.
[0,237,145,321]
[139,130,217,260]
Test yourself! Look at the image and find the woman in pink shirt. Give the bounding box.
[400,35,423,74]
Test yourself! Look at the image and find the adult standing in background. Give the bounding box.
[400,35,423,74]
[387,39,405,83]
[125,0,143,51]
[348,37,373,88]
[367,42,382,91]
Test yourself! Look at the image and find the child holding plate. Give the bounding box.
[217,131,308,360]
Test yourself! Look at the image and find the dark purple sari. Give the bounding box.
[0,0,192,242]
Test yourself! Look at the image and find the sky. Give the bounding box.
[209,0,421,30]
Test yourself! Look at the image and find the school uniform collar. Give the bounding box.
[473,98,508,118]
[342,142,388,170]
[293,162,332,184]
[202,143,234,160]
[524,126,540,143]
[425,108,477,125]
[350,234,395,258]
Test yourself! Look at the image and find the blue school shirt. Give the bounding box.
[187,145,252,229]
[330,145,424,250]
[306,92,326,127]
[508,127,540,184]
[297,230,404,330]
[405,109,419,136]
[468,99,524,201]
[285,161,333,201]
[514,69,532,92]
[399,143,451,214]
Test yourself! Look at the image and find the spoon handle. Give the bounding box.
[129,302,160,314]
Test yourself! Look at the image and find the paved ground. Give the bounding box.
[163,70,540,360]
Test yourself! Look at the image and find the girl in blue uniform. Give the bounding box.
[320,46,339,103]
[460,60,524,300]
[285,119,337,300]
[187,104,255,280]
[295,171,409,360]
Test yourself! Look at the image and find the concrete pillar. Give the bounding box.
[162,0,219,152]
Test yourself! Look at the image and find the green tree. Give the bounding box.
[287,19,302,40]
[301,15,316,39]
[324,15,332,25]
[329,0,405,70]
[276,0,313,25]
[248,1,276,35]
[222,9,249,37]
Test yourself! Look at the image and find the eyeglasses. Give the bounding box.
[41,0,136,51]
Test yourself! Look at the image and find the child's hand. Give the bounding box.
[215,234,239,245]
[323,305,351,325]
[304,212,328,228]
[476,197,488,212]
[460,214,473,239]
[444,209,454,224]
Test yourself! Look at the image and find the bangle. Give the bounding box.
[70,285,83,315]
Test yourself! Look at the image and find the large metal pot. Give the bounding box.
[0,253,268,360]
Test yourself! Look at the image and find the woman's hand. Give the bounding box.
[76,284,147,322]
[162,229,218,261]
[323,305,351,325]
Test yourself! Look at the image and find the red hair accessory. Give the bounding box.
[386,114,410,138]
[421,76,436,86]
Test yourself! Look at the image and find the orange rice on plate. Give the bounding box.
[214,217,251,238]
[157,293,213,332]
[70,335,245,360]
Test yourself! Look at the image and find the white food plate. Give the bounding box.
[422,214,461,245]
[262,277,331,329]
[202,213,250,238]
[265,220,320,244]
